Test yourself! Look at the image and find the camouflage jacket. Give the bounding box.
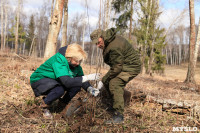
[102,28,141,84]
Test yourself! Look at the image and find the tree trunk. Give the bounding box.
[15,0,21,54]
[38,38,42,57]
[147,39,154,75]
[44,0,65,58]
[1,0,4,50]
[23,42,25,55]
[61,0,68,47]
[170,47,172,65]
[129,0,133,40]
[141,0,151,74]
[99,0,102,29]
[179,44,182,65]
[185,0,196,83]
[4,5,7,49]
[104,0,110,30]
[141,44,146,74]
[146,0,153,75]
[29,36,36,56]
[82,21,85,50]
[51,0,54,20]
[165,48,168,64]
[194,17,200,66]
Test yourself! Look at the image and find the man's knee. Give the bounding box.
[109,77,124,90]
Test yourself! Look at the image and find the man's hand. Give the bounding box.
[82,73,101,83]
[87,86,100,97]
[97,81,104,90]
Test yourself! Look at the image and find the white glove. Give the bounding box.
[82,73,101,83]
[87,86,100,97]
[97,81,104,90]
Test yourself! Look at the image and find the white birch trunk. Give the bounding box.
[179,44,182,65]
[3,5,7,49]
[1,0,4,50]
[194,17,200,66]
[61,0,68,47]
[29,36,36,56]
[15,0,21,54]
[51,0,54,20]
[44,0,65,58]
[129,0,133,40]
[104,0,110,30]
[23,42,25,55]
[82,20,85,50]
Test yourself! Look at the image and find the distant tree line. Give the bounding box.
[0,0,199,83]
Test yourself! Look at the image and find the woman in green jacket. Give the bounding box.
[30,44,100,118]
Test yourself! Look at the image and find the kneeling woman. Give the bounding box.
[30,43,100,118]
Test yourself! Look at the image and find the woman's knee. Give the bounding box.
[55,86,65,97]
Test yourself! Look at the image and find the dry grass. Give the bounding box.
[164,63,200,84]
[0,52,200,132]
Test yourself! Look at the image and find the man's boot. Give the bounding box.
[104,111,124,124]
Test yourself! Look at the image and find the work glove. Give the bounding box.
[87,86,100,97]
[82,73,101,83]
[97,81,104,90]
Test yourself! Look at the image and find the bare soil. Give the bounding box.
[0,52,200,132]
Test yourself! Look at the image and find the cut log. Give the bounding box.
[145,95,200,115]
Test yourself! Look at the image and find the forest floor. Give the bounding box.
[0,52,200,133]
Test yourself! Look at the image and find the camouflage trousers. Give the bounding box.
[104,72,139,114]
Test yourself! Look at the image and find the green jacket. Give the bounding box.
[30,52,84,84]
[102,28,141,84]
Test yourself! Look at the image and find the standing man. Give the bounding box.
[90,28,141,124]
[30,43,100,119]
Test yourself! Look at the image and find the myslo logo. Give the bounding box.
[172,127,198,132]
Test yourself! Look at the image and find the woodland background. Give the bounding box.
[0,0,200,132]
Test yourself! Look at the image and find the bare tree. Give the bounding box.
[82,18,85,50]
[61,0,68,47]
[185,0,196,83]
[164,9,187,37]
[1,0,4,50]
[15,0,21,54]
[4,3,8,49]
[176,25,185,65]
[99,0,102,29]
[44,0,65,58]
[51,0,54,20]
[35,1,51,57]
[194,17,200,66]
[104,0,111,30]
[141,0,152,74]
[129,0,133,40]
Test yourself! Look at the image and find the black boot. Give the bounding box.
[55,98,68,113]
[106,106,115,112]
[104,111,124,124]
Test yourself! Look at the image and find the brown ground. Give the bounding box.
[0,52,200,132]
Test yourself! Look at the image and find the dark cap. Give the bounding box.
[90,29,105,44]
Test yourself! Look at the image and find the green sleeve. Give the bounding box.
[76,66,84,76]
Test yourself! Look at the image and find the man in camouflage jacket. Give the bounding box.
[90,28,141,124]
